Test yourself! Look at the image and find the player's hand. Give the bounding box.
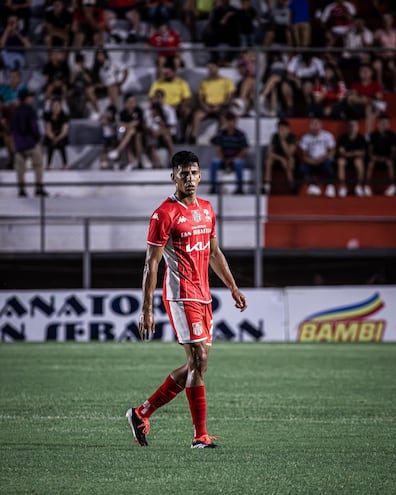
[231,288,247,312]
[138,311,155,341]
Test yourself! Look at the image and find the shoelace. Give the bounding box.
[138,418,150,435]
[195,434,221,444]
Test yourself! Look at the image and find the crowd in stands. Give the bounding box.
[0,0,395,197]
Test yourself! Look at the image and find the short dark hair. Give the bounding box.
[171,151,199,169]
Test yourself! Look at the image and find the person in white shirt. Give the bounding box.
[299,118,336,197]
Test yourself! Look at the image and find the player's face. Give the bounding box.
[172,163,201,198]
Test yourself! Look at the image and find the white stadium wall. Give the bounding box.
[0,287,395,343]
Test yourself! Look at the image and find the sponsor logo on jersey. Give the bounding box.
[192,322,203,336]
[192,210,201,222]
[177,216,187,224]
[186,240,210,252]
[298,293,386,342]
[152,212,159,220]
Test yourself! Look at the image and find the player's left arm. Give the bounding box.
[209,237,247,312]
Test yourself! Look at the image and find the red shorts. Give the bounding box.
[164,299,213,345]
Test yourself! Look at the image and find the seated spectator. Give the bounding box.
[237,0,259,47]
[346,64,385,135]
[72,0,107,48]
[281,52,325,116]
[203,0,241,65]
[2,0,32,36]
[148,61,192,142]
[108,92,144,169]
[336,120,367,197]
[91,47,128,109]
[299,118,336,197]
[42,48,71,102]
[264,0,292,47]
[235,49,256,116]
[68,51,98,119]
[149,87,177,138]
[365,114,396,197]
[320,0,356,47]
[182,0,215,42]
[105,0,141,44]
[0,68,28,106]
[99,104,118,169]
[42,97,70,169]
[289,0,311,47]
[189,61,235,144]
[144,101,175,168]
[10,88,47,197]
[341,15,374,68]
[263,119,297,195]
[0,14,31,70]
[311,64,347,118]
[373,12,396,92]
[140,0,177,34]
[209,110,248,195]
[43,0,73,47]
[260,51,289,117]
[148,21,183,72]
[0,95,14,169]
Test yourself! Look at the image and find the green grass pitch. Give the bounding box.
[0,342,395,495]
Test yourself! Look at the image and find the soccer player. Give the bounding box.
[126,150,247,449]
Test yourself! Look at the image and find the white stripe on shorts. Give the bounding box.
[168,300,207,344]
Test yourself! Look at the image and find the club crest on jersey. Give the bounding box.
[192,210,201,222]
[192,322,203,336]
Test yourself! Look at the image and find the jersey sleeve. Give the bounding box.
[147,208,172,247]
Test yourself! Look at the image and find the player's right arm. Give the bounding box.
[139,244,164,340]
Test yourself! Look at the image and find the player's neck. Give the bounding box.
[175,191,197,205]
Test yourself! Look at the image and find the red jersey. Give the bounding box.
[351,81,382,99]
[149,30,181,58]
[147,194,216,303]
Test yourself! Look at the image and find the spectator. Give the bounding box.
[341,15,374,68]
[289,0,311,47]
[209,110,248,195]
[2,0,32,36]
[237,0,259,47]
[91,47,128,109]
[235,49,256,116]
[203,0,241,65]
[43,97,70,169]
[0,14,31,70]
[105,0,141,44]
[140,0,176,33]
[311,64,347,118]
[336,119,367,197]
[149,87,177,138]
[43,0,73,47]
[373,12,396,92]
[148,21,183,72]
[0,68,28,106]
[42,48,71,102]
[108,92,144,169]
[346,64,385,135]
[99,104,118,169]
[144,101,175,168]
[299,118,336,197]
[263,119,297,195]
[188,61,235,144]
[320,0,356,46]
[68,51,98,119]
[365,114,396,197]
[281,52,325,116]
[182,0,215,42]
[0,95,14,169]
[148,62,192,142]
[10,89,47,197]
[72,0,107,48]
[260,51,289,117]
[264,0,292,47]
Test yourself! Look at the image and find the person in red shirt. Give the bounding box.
[148,21,182,71]
[126,150,247,449]
[346,64,385,135]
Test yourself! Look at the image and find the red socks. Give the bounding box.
[137,374,184,419]
[185,385,207,439]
